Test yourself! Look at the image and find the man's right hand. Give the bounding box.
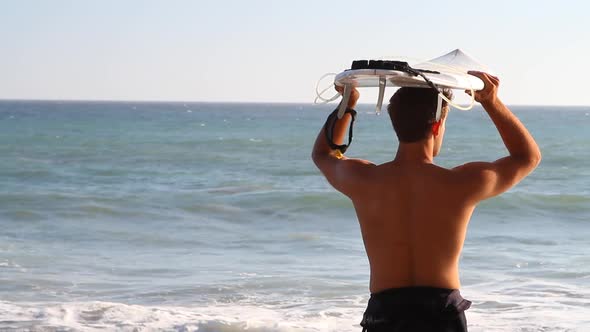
[335,84,360,109]
[466,71,500,105]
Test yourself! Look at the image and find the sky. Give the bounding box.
[1,0,589,106]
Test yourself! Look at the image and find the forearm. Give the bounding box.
[312,86,359,161]
[312,111,353,158]
[482,98,541,163]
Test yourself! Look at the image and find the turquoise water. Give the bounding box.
[0,101,589,331]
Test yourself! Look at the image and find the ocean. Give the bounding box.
[0,100,589,331]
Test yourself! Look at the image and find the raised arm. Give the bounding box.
[311,86,374,197]
[454,71,541,202]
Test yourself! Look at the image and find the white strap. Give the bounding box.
[376,76,386,114]
[337,84,352,119]
[314,73,340,104]
[435,93,443,121]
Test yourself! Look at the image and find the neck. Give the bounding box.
[394,138,435,164]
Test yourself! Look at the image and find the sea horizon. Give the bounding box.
[2,98,590,109]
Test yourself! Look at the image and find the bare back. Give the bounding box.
[352,161,475,293]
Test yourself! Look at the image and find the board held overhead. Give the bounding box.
[327,49,492,117]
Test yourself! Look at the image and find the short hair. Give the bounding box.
[387,87,453,143]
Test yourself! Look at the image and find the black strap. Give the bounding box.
[324,108,357,154]
[404,66,440,92]
[350,60,440,92]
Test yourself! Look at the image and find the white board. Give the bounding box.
[334,49,490,91]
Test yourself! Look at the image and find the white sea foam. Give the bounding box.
[1,298,589,331]
[463,285,590,331]
[0,301,362,332]
[0,260,27,273]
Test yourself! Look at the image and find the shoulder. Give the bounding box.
[314,152,376,198]
[451,162,497,183]
[450,160,516,202]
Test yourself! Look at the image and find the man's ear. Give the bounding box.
[432,120,441,137]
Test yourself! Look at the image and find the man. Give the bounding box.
[311,71,541,332]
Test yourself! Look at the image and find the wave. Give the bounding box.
[480,191,590,215]
[0,301,361,332]
[470,235,559,246]
[1,296,588,332]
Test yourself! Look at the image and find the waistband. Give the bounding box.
[362,286,472,324]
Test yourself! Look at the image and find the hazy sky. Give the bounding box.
[1,0,588,105]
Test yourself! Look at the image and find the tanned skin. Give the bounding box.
[312,72,541,293]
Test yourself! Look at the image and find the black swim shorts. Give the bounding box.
[360,286,472,332]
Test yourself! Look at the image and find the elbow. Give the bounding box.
[534,150,542,167]
[311,150,321,167]
[311,149,331,169]
[523,149,542,171]
[513,149,542,172]
[531,147,542,168]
